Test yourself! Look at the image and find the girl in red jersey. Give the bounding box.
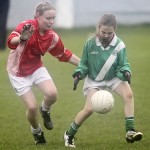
[7,2,80,145]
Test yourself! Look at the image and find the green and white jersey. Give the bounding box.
[73,35,131,81]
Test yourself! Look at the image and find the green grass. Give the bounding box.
[0,25,150,150]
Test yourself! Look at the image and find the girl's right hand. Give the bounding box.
[20,23,34,41]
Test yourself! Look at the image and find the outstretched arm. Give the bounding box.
[68,54,80,66]
[10,23,34,45]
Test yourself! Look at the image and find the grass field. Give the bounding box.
[0,25,150,150]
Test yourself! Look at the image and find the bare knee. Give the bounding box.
[84,107,94,116]
[123,91,134,103]
[45,90,57,103]
[27,105,38,115]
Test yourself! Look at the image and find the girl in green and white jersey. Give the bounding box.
[64,13,143,148]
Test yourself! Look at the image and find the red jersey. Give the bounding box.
[7,19,72,77]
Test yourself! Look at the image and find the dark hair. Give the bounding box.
[96,13,117,34]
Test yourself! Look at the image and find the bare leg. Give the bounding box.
[64,88,98,148]
[114,81,134,117]
[20,90,39,129]
[74,88,98,126]
[36,79,57,130]
[36,79,57,108]
[114,81,143,143]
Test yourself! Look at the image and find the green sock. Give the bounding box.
[67,121,80,137]
[125,117,135,132]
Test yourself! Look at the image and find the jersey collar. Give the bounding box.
[96,34,117,47]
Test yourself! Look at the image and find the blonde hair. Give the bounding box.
[34,2,56,19]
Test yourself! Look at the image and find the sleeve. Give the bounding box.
[7,24,23,49]
[48,34,72,62]
[116,46,132,81]
[72,41,89,79]
[7,32,19,49]
[7,20,32,50]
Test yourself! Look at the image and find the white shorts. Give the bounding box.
[8,67,51,96]
[83,76,122,96]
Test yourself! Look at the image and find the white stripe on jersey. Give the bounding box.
[95,41,125,81]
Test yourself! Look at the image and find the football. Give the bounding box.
[91,90,114,114]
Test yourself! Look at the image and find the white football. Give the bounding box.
[91,90,114,114]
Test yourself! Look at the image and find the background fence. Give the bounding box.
[7,0,150,29]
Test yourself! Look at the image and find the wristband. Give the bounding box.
[19,37,27,43]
